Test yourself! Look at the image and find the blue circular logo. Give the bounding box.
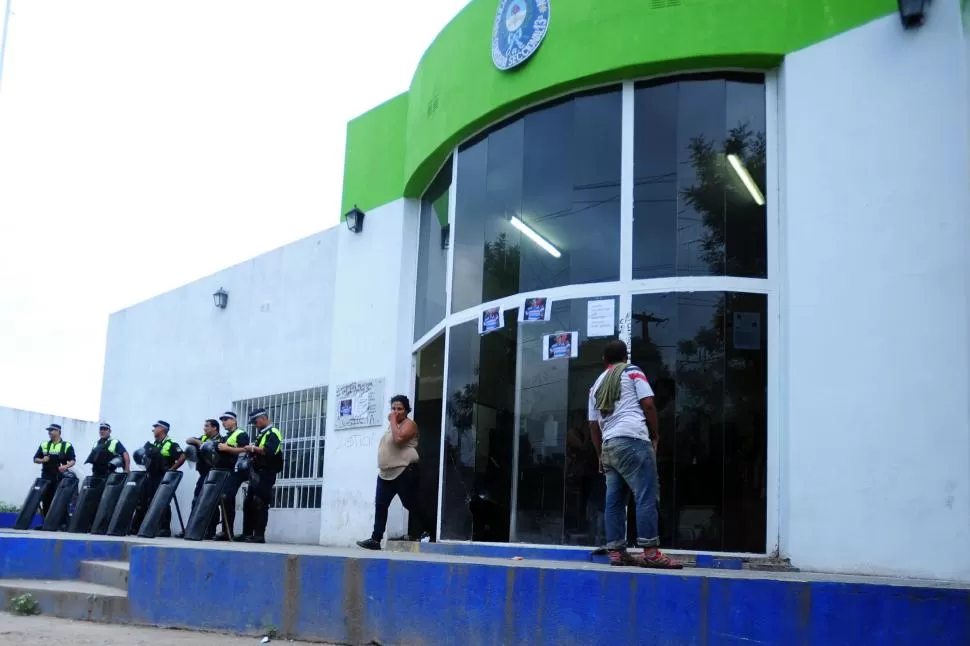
[491,0,550,71]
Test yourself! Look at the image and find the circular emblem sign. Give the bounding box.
[491,0,550,71]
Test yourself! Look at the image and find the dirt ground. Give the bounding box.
[0,612,330,645]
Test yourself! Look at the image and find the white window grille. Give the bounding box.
[233,385,327,509]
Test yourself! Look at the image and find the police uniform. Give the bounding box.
[88,424,127,478]
[32,424,76,517]
[215,413,250,540]
[133,420,183,536]
[242,408,283,543]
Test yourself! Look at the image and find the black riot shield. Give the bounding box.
[90,472,128,535]
[40,474,78,531]
[13,478,49,530]
[106,471,148,536]
[68,476,106,533]
[136,470,183,538]
[183,470,230,542]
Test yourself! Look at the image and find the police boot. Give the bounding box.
[245,498,268,544]
[241,496,255,539]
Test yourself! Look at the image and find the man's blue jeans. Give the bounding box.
[602,436,659,550]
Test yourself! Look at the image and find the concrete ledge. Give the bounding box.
[80,560,129,591]
[0,579,129,623]
[127,543,970,645]
[0,533,127,580]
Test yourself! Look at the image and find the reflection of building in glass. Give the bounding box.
[97,0,970,582]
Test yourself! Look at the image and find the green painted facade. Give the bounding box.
[341,0,896,216]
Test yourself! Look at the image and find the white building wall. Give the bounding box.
[0,407,99,508]
[780,0,970,581]
[319,197,421,546]
[99,228,338,542]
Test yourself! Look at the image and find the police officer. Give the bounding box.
[241,408,282,543]
[87,422,130,478]
[181,418,222,539]
[214,411,250,540]
[132,420,184,536]
[32,423,76,520]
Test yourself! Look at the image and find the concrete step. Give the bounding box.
[79,560,129,591]
[0,579,128,623]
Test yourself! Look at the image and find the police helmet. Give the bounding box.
[183,444,199,463]
[108,455,124,471]
[199,440,220,468]
[133,447,147,466]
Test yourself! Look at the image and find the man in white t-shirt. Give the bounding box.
[588,339,681,569]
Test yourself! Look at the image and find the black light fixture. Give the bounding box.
[212,287,229,310]
[898,0,929,28]
[345,205,365,234]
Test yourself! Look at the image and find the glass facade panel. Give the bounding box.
[630,291,767,552]
[414,159,453,341]
[451,88,622,313]
[632,74,767,279]
[429,74,772,553]
[411,333,445,537]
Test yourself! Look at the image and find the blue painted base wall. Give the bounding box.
[0,512,41,529]
[1,535,967,645]
[126,545,970,646]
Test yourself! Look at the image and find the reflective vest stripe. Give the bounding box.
[41,441,69,455]
[226,429,244,448]
[258,427,282,454]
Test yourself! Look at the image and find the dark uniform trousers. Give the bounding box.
[243,469,276,539]
[219,470,248,538]
[133,471,170,535]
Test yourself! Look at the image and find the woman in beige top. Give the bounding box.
[356,395,435,550]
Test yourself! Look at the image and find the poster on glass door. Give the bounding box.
[520,296,551,322]
[479,305,504,335]
[543,331,578,360]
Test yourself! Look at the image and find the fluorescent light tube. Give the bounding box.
[727,154,765,206]
[510,216,561,259]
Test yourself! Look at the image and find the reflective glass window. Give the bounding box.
[414,160,453,341]
[451,88,622,313]
[633,74,767,279]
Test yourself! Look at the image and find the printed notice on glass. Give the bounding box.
[733,312,761,351]
[479,306,504,335]
[543,331,579,361]
[587,299,615,338]
[520,297,551,323]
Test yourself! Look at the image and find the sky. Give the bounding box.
[0,0,470,421]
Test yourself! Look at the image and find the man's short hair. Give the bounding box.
[204,419,220,430]
[603,339,628,364]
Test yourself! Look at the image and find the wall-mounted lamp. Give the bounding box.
[898,0,929,28]
[345,205,365,234]
[212,287,229,310]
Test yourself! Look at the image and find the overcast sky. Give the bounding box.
[0,0,469,421]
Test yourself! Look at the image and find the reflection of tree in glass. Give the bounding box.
[446,378,478,469]
[483,233,520,301]
[682,123,767,277]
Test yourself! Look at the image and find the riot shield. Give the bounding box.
[90,472,128,535]
[13,478,49,530]
[106,471,148,536]
[136,470,183,538]
[183,470,230,541]
[68,476,106,533]
[40,475,78,531]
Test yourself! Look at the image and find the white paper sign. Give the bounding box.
[334,378,386,431]
[587,299,615,338]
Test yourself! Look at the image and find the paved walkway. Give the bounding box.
[0,612,327,645]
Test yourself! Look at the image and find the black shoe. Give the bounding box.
[157,529,171,538]
[214,533,231,541]
[356,538,381,551]
[243,535,265,544]
[174,532,185,539]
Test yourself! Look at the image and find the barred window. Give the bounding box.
[234,385,327,509]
